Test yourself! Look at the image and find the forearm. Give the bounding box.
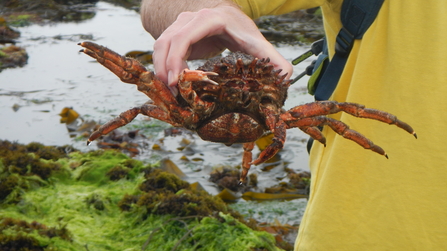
[140,0,238,38]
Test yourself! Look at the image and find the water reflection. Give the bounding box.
[0,1,315,181]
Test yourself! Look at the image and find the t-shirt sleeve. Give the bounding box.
[232,0,324,19]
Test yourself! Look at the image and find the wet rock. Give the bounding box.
[103,0,141,11]
[289,170,311,190]
[0,17,20,43]
[0,45,28,70]
[256,9,324,45]
[0,0,98,23]
[210,167,250,192]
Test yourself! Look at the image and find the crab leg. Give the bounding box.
[88,102,182,144]
[79,42,148,85]
[240,142,255,184]
[239,105,286,183]
[299,126,326,146]
[250,119,286,166]
[283,101,417,137]
[285,116,387,157]
[78,42,187,119]
[78,42,200,142]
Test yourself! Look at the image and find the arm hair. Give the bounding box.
[141,0,239,38]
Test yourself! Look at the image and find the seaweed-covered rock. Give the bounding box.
[0,45,28,70]
[0,217,72,250]
[119,168,236,219]
[0,140,74,202]
[0,0,98,23]
[140,169,190,193]
[0,142,282,251]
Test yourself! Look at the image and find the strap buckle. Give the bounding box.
[335,27,355,57]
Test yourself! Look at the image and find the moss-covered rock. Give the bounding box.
[0,140,73,203]
[0,141,282,250]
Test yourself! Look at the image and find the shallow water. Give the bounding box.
[0,2,316,197]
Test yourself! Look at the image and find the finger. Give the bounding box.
[187,36,227,60]
[153,11,196,85]
[164,9,228,85]
[219,14,294,78]
[152,47,169,84]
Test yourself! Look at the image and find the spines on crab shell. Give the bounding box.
[198,52,289,87]
[256,59,290,88]
[195,52,291,111]
[248,57,258,73]
[255,59,289,86]
[236,58,245,75]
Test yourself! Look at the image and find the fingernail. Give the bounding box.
[166,71,176,96]
[169,85,178,97]
[168,70,174,86]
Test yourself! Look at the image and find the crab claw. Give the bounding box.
[181,69,219,85]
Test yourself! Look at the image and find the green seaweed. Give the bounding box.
[0,141,282,250]
[0,217,72,251]
[8,14,32,26]
[0,141,73,203]
[119,167,239,220]
[142,213,280,251]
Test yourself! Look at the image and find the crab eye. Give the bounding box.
[261,96,274,105]
[219,65,228,72]
[201,95,217,102]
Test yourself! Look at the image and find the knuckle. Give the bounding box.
[196,8,226,27]
[176,11,194,20]
[153,40,163,51]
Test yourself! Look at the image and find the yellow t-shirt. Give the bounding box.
[233,0,447,250]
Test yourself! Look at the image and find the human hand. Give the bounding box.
[151,5,293,93]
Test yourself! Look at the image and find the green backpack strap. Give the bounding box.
[307,39,329,95]
[313,0,385,101]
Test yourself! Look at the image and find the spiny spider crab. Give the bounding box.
[78,41,416,183]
